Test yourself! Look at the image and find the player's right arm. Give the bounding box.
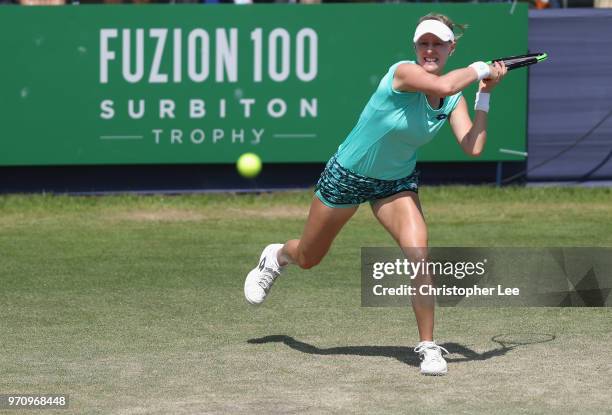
[392,63,499,97]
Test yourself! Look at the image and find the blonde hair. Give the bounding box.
[418,13,468,41]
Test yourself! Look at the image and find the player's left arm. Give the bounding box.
[450,61,507,157]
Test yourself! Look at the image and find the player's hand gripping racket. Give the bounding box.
[486,52,548,71]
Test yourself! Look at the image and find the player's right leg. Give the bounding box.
[244,196,357,305]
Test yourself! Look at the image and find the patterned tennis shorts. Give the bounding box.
[314,155,419,208]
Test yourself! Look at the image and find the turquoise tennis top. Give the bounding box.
[335,60,463,180]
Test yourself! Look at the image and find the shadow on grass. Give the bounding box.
[247,333,556,367]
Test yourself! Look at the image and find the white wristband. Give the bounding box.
[474,91,490,112]
[469,61,491,81]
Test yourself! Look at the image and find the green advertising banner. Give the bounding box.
[0,3,527,166]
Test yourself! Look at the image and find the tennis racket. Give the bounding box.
[486,52,548,71]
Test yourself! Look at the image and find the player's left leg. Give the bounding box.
[371,191,448,375]
[371,191,432,338]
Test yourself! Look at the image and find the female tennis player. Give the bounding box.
[244,13,507,376]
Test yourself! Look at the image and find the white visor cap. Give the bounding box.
[413,19,455,43]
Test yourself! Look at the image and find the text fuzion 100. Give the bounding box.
[99,28,318,84]
[99,28,319,129]
[99,28,319,144]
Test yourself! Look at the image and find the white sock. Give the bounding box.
[276,245,293,267]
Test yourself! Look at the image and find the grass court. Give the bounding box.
[1,186,611,414]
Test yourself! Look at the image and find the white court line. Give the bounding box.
[100,135,144,140]
[510,0,518,14]
[273,133,317,139]
[500,148,528,157]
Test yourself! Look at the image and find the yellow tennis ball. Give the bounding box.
[236,153,262,178]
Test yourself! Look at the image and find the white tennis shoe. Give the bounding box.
[244,244,284,305]
[414,341,449,376]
